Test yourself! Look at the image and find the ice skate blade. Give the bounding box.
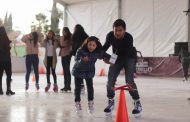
[134,113,141,118]
[105,111,112,116]
[76,110,83,117]
[88,110,94,115]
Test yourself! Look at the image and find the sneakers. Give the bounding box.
[45,83,51,92]
[35,83,40,91]
[75,101,82,115]
[6,90,15,96]
[53,84,58,92]
[88,101,94,114]
[25,83,29,90]
[104,99,115,114]
[132,99,142,117]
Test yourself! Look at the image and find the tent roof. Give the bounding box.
[56,0,116,5]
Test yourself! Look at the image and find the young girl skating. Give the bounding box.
[72,36,107,114]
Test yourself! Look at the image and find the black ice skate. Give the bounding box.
[132,100,142,118]
[104,99,114,115]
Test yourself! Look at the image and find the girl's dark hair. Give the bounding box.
[0,26,11,53]
[63,27,72,41]
[81,36,102,53]
[113,19,126,30]
[0,26,10,43]
[72,24,88,44]
[45,30,56,45]
[30,31,38,47]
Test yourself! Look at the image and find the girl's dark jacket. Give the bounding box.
[72,48,108,79]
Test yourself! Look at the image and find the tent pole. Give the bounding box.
[118,0,122,18]
[64,5,68,27]
[188,0,190,52]
[54,0,68,26]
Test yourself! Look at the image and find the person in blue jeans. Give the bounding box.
[21,31,41,91]
[102,19,142,116]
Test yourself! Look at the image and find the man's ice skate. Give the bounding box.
[183,76,188,82]
[88,101,94,114]
[75,102,82,116]
[132,100,142,118]
[104,99,114,116]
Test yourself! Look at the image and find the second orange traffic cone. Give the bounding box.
[99,68,104,76]
[32,75,36,82]
[115,89,129,122]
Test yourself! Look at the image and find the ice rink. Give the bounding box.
[0,74,190,122]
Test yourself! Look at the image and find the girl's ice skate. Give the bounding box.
[75,102,82,116]
[45,83,51,92]
[25,83,29,90]
[35,83,40,91]
[53,84,58,92]
[104,99,114,115]
[88,101,94,114]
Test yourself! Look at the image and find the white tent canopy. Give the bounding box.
[56,0,188,57]
[9,0,188,74]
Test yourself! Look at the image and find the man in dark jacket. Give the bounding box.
[178,48,190,81]
[102,19,142,116]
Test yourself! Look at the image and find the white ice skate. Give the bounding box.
[88,101,94,114]
[75,102,82,116]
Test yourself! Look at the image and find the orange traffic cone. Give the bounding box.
[32,75,36,82]
[99,68,104,76]
[39,67,45,74]
[61,70,64,75]
[115,89,129,122]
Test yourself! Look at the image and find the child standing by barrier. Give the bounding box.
[72,36,106,114]
[41,30,59,92]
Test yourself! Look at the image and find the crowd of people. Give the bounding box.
[0,19,142,116]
